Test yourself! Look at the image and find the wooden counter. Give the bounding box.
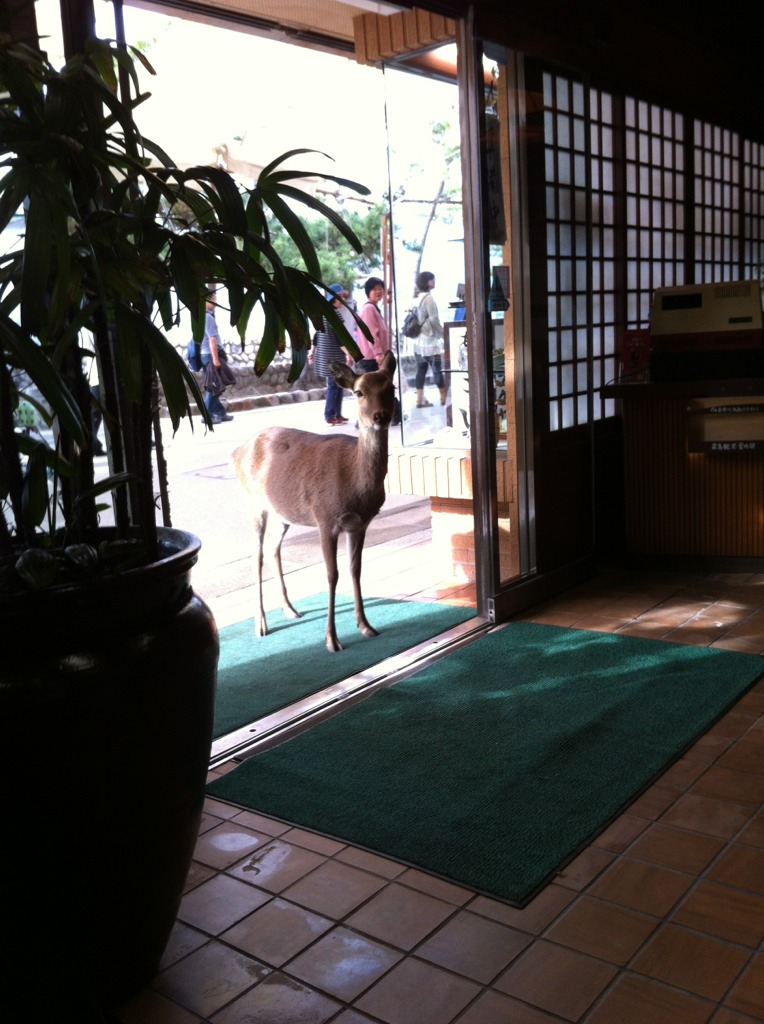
[603,381,764,566]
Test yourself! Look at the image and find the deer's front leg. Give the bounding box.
[347,527,378,639]
[319,526,342,652]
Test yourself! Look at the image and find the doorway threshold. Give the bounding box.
[209,614,490,768]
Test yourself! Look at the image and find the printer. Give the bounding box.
[648,279,764,381]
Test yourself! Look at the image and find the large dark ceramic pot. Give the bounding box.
[0,528,218,1017]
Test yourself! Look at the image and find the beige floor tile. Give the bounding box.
[354,957,481,1024]
[660,792,756,839]
[395,867,474,905]
[226,838,328,892]
[552,845,615,891]
[717,733,764,775]
[457,990,562,1023]
[725,954,764,1019]
[211,971,342,1024]
[220,896,334,966]
[494,940,617,1019]
[671,880,764,947]
[281,858,389,918]
[183,860,216,893]
[739,811,764,849]
[178,874,270,934]
[631,924,751,1001]
[592,814,650,852]
[626,822,725,874]
[544,896,658,965]
[159,921,212,970]
[286,926,402,1001]
[153,940,269,1018]
[227,807,294,837]
[627,783,680,820]
[192,821,272,870]
[587,857,694,916]
[280,826,347,856]
[335,845,409,879]
[711,1008,764,1023]
[345,883,456,950]
[692,765,764,806]
[584,973,714,1024]
[415,910,531,983]
[708,845,764,896]
[469,884,576,935]
[659,754,714,792]
[330,1011,383,1024]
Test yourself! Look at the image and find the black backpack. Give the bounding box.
[401,306,422,338]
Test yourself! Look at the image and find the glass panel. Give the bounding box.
[383,65,464,449]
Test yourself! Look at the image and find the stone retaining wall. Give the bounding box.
[165,341,328,411]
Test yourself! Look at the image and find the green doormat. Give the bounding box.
[207,621,763,905]
[213,596,475,737]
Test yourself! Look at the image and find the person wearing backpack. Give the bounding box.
[411,272,446,407]
[413,271,446,408]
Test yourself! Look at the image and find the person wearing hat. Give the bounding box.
[310,284,355,425]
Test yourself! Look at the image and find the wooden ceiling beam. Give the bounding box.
[353,6,456,65]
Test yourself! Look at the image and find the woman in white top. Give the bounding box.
[413,271,446,407]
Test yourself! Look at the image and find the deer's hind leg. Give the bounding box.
[265,516,302,622]
[251,509,269,636]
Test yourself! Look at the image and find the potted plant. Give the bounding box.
[0,31,366,1016]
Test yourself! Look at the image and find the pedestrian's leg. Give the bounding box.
[211,391,226,418]
[324,378,335,422]
[432,356,447,404]
[203,386,227,421]
[332,376,345,421]
[415,357,432,407]
[325,376,341,422]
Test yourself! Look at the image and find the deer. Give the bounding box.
[233,350,397,652]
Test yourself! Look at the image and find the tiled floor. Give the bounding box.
[117,556,764,1024]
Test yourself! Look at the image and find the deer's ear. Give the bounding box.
[380,350,397,378]
[329,361,357,389]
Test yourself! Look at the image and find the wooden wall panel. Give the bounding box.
[385,451,520,578]
[621,396,764,559]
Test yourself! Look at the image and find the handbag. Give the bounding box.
[202,359,236,396]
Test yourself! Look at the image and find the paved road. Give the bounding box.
[158,398,430,602]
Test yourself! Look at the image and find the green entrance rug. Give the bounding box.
[207,621,763,906]
[213,596,475,738]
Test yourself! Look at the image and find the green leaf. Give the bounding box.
[21,444,51,530]
[273,183,366,253]
[0,316,85,443]
[259,191,321,278]
[255,302,284,376]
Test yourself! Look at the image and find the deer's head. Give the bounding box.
[330,351,397,432]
